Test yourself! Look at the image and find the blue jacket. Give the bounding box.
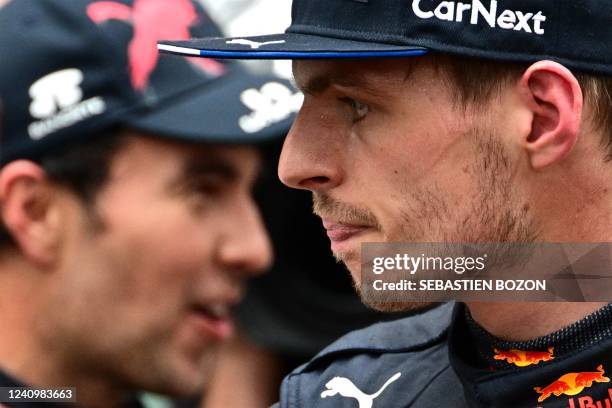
[272,303,467,408]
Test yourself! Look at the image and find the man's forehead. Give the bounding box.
[292,59,418,95]
[116,132,261,184]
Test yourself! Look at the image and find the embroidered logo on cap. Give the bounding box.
[226,39,286,49]
[239,82,302,134]
[28,68,106,140]
[411,0,546,35]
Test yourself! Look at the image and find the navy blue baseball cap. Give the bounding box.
[159,0,612,77]
[0,0,301,165]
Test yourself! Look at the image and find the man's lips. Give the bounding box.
[189,301,237,341]
[322,220,373,250]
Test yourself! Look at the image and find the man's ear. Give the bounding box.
[0,161,61,266]
[518,61,583,170]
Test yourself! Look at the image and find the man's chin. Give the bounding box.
[334,250,361,279]
[149,349,217,398]
[361,299,437,313]
[340,258,436,313]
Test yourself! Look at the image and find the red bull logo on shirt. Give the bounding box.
[534,365,610,404]
[493,347,555,367]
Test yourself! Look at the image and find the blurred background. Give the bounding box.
[205,0,294,81]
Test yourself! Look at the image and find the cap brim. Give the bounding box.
[126,68,300,144]
[158,33,428,60]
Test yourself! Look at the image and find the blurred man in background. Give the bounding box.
[0,0,297,407]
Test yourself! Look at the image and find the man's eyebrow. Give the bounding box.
[295,71,385,97]
[295,73,331,95]
[181,156,239,181]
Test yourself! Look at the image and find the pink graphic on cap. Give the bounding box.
[87,0,224,91]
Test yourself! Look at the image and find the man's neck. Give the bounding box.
[0,269,131,408]
[471,172,612,341]
[0,330,132,408]
[466,302,608,341]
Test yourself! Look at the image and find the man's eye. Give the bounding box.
[192,181,224,196]
[183,178,225,199]
[340,97,369,122]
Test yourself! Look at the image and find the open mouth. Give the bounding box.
[190,303,235,341]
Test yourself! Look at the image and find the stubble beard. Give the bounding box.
[315,129,539,313]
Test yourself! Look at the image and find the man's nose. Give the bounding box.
[217,201,273,277]
[278,105,343,192]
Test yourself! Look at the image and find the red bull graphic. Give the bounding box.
[493,347,555,367]
[534,365,610,403]
[87,0,224,90]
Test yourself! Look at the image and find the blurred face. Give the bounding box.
[42,134,271,396]
[280,59,537,310]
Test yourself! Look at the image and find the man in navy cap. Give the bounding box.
[0,0,299,407]
[162,1,612,407]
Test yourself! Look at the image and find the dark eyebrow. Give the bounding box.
[181,156,239,182]
[297,74,331,95]
[295,69,385,97]
[294,59,418,98]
